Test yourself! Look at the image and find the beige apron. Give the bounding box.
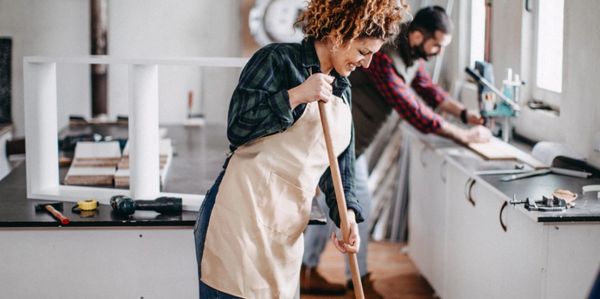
[201,95,352,298]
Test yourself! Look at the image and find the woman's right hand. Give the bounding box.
[288,74,335,109]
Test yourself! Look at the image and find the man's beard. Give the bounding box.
[411,44,430,61]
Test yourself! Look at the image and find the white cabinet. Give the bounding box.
[408,137,449,296]
[544,224,600,299]
[407,130,600,299]
[444,162,544,299]
[0,129,12,181]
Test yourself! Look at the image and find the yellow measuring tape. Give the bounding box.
[77,199,99,211]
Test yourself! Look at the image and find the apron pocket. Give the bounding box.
[256,171,312,240]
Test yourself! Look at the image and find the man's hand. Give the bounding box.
[463,125,491,143]
[440,122,491,144]
[465,110,485,125]
[330,209,360,254]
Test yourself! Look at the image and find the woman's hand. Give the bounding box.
[330,209,360,254]
[288,74,335,109]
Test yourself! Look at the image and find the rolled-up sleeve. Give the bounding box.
[411,61,450,109]
[227,46,295,148]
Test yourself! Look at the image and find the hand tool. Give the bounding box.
[465,67,520,111]
[35,202,70,225]
[317,94,365,299]
[110,195,182,216]
[500,167,592,182]
[509,194,567,212]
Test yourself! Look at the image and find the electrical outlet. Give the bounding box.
[594,132,600,152]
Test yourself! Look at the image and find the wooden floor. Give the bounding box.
[302,242,436,299]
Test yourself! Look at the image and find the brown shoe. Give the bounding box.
[300,264,347,295]
[347,273,384,299]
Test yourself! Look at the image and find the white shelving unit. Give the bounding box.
[23,56,248,211]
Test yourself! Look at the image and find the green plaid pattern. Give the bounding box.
[226,38,363,226]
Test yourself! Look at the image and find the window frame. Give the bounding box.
[531,0,564,109]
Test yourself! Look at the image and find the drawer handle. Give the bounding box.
[419,144,431,167]
[464,178,476,206]
[440,160,447,183]
[499,201,508,232]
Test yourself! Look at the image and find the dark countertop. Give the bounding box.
[0,124,327,228]
[406,125,600,223]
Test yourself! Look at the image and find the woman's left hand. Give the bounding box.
[330,209,360,254]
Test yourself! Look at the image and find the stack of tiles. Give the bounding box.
[114,138,173,188]
[64,141,121,186]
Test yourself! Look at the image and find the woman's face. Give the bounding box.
[330,37,385,77]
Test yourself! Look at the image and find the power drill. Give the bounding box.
[110,195,182,216]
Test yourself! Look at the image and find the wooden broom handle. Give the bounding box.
[317,101,365,299]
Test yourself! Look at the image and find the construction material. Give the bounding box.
[582,185,600,199]
[318,101,365,299]
[467,137,547,169]
[35,202,70,225]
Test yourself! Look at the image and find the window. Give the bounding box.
[469,0,486,67]
[469,0,485,66]
[533,0,564,105]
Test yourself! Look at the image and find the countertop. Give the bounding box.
[405,124,600,223]
[0,123,328,227]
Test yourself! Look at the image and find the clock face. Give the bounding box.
[250,0,306,46]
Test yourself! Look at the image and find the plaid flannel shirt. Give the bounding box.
[226,38,363,226]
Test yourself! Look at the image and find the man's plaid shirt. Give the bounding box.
[225,38,363,226]
[362,50,448,134]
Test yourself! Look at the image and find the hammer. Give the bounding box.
[35,202,70,225]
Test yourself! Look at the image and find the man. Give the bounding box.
[301,6,490,297]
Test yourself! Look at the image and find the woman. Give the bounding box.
[194,0,405,297]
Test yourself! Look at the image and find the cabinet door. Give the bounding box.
[445,163,543,299]
[0,131,12,181]
[408,137,447,295]
[544,223,600,299]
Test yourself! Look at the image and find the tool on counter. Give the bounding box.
[110,195,182,216]
[510,195,566,212]
[475,163,528,176]
[71,199,99,217]
[466,63,523,142]
[500,167,592,182]
[35,202,70,225]
[510,189,577,212]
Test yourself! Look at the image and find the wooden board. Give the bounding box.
[467,137,548,169]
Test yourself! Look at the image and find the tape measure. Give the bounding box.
[72,199,99,214]
[78,199,98,211]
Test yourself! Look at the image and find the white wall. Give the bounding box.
[0,0,91,137]
[107,0,241,125]
[0,0,242,137]
[561,0,600,167]
[440,0,599,167]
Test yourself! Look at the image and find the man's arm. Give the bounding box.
[364,52,489,144]
[412,61,483,125]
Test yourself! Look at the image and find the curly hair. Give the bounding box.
[296,0,409,48]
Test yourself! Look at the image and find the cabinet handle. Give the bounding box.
[464,178,476,206]
[419,144,431,168]
[440,160,447,183]
[499,201,508,232]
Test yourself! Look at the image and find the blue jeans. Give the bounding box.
[194,160,240,298]
[302,155,371,279]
